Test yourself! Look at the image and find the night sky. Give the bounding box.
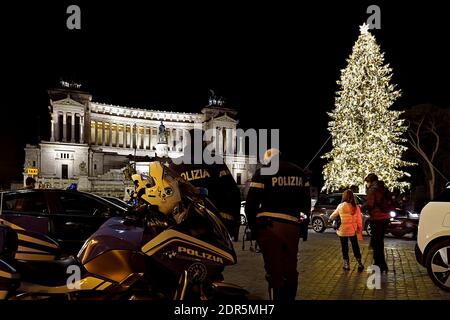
[1,1,449,188]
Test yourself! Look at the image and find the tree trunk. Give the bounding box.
[429,168,435,200]
[425,159,436,200]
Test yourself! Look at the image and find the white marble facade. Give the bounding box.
[24,86,255,196]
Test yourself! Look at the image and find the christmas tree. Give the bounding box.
[322,23,414,193]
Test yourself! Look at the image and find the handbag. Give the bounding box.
[332,216,341,230]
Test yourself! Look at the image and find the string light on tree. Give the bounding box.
[322,23,415,193]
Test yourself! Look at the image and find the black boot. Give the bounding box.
[271,288,284,301]
[343,259,350,271]
[283,285,298,301]
[356,258,364,272]
[373,263,388,273]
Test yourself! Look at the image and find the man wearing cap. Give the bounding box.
[245,149,311,301]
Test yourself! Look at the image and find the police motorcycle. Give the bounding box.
[0,161,247,300]
[0,225,20,299]
[128,162,247,300]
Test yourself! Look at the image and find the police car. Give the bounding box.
[415,185,450,291]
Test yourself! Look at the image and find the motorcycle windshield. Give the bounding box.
[163,165,235,255]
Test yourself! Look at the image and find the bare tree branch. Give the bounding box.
[407,130,418,149]
[416,117,424,153]
[429,119,440,163]
[404,106,449,200]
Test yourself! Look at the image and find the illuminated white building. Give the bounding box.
[24,83,256,197]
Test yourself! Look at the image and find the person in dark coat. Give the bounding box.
[245,148,311,301]
[362,173,390,272]
[170,129,241,241]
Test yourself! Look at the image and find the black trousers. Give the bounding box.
[339,235,361,260]
[370,219,389,270]
[256,219,300,301]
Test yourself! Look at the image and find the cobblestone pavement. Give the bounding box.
[223,227,450,300]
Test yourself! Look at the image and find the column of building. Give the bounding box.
[122,123,127,149]
[50,112,57,142]
[109,122,113,147]
[80,115,84,143]
[70,113,75,143]
[101,121,106,146]
[115,124,120,147]
[130,125,134,150]
[143,126,147,150]
[94,120,98,145]
[62,113,67,142]
[168,128,173,151]
[136,125,140,150]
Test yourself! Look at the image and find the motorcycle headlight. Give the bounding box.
[164,187,173,196]
[390,211,396,218]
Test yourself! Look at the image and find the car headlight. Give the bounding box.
[390,211,396,218]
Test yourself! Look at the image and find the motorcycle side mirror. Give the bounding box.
[102,207,113,217]
[123,215,139,226]
[123,209,143,225]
